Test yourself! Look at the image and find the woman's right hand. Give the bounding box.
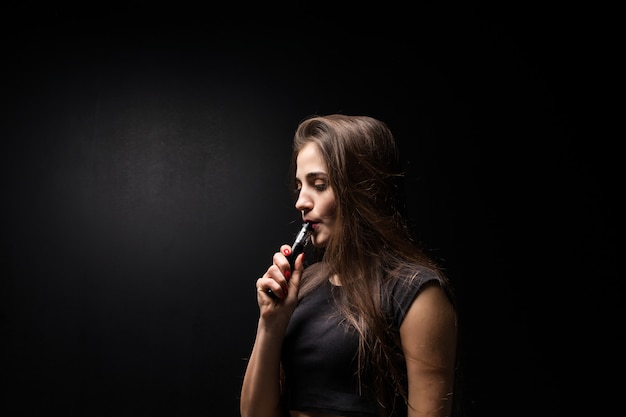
[241,244,305,417]
[255,244,305,322]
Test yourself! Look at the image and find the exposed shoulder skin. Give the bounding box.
[400,283,458,417]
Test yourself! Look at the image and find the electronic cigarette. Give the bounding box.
[267,222,312,299]
[288,222,312,268]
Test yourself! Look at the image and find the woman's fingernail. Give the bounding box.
[284,269,291,279]
[283,248,291,256]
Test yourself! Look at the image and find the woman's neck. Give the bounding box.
[329,274,341,286]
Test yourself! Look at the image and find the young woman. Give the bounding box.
[240,114,458,417]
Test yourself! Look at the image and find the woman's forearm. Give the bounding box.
[240,319,287,417]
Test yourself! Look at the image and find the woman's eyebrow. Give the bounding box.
[306,172,327,180]
[295,172,328,182]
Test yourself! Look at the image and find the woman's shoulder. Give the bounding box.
[389,262,445,290]
[385,262,454,326]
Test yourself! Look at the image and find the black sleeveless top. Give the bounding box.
[281,264,444,416]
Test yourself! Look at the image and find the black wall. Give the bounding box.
[1,3,619,417]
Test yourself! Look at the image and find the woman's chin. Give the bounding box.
[310,236,328,248]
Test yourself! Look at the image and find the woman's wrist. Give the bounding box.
[257,316,289,336]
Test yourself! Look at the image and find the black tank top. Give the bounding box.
[282,264,443,416]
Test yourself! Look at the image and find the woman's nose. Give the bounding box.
[295,192,312,213]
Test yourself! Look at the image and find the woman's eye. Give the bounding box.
[293,180,327,195]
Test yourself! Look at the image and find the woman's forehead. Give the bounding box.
[296,142,327,175]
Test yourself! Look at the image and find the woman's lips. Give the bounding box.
[304,220,319,231]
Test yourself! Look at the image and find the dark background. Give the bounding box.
[1,2,620,416]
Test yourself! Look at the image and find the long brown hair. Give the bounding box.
[290,114,452,416]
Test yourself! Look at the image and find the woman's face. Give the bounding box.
[294,142,336,248]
